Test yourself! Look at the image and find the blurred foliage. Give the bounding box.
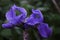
[0,0,60,40]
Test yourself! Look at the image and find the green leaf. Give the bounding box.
[1,29,12,38]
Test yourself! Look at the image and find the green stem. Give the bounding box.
[11,28,18,40]
[0,35,3,40]
[42,38,48,40]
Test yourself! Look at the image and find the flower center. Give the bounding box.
[34,14,40,18]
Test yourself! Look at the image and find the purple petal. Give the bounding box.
[6,4,27,25]
[25,17,39,25]
[6,4,27,22]
[15,6,27,22]
[32,9,43,21]
[11,5,27,22]
[2,23,13,28]
[6,5,16,21]
[2,4,27,28]
[15,6,27,15]
[25,9,43,25]
[37,23,52,38]
[9,17,21,25]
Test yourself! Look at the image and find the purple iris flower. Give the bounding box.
[2,4,52,38]
[2,5,27,28]
[25,9,43,25]
[37,23,52,38]
[25,9,52,38]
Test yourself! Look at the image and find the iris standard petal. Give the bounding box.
[37,23,52,38]
[25,17,38,25]
[32,9,43,22]
[2,23,13,28]
[6,5,17,21]
[25,9,43,25]
[2,4,27,28]
[11,6,27,24]
[15,7,27,15]
[6,4,27,25]
[15,6,27,22]
[11,5,27,23]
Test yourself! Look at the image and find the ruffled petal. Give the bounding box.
[37,23,52,38]
[25,9,43,25]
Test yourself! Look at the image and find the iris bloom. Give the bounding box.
[25,9,43,25]
[2,5,27,28]
[25,9,52,38]
[37,23,52,38]
[2,5,52,38]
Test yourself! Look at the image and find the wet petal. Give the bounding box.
[2,23,13,28]
[37,23,52,38]
[25,9,43,25]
